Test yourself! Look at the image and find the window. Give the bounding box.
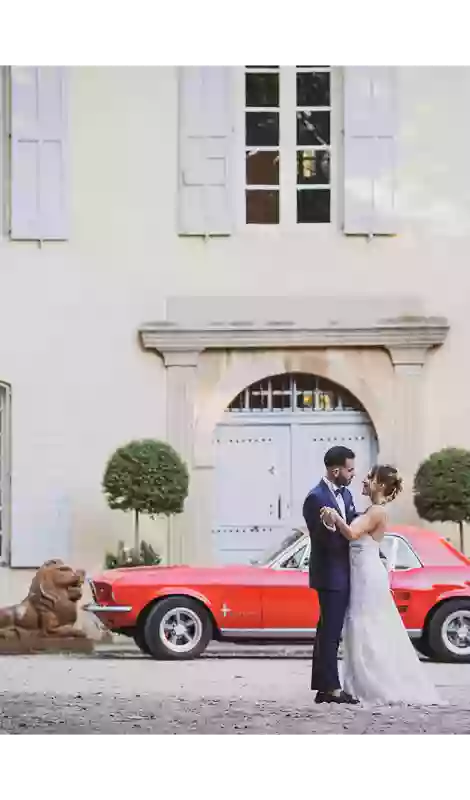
[245,66,280,224]
[394,537,421,571]
[382,534,422,571]
[228,373,364,414]
[0,383,11,562]
[257,528,305,566]
[244,66,332,225]
[296,66,331,223]
[280,544,308,570]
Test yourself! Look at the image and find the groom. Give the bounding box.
[302,445,359,705]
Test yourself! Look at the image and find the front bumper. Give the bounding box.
[84,603,133,614]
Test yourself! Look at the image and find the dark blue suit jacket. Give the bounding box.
[302,479,358,592]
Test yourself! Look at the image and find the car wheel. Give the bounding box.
[427,599,470,663]
[413,636,434,659]
[144,596,212,660]
[133,627,152,656]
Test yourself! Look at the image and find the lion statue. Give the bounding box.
[0,559,87,640]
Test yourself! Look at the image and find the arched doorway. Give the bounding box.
[213,372,378,564]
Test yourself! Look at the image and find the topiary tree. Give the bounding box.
[102,439,189,557]
[104,539,162,569]
[413,447,470,554]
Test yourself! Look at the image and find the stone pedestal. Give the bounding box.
[0,636,94,655]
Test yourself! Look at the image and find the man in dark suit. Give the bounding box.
[302,445,359,705]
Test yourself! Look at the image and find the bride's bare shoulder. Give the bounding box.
[367,504,388,529]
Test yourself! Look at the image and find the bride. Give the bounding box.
[321,464,441,706]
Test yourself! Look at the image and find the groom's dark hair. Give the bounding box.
[324,445,355,468]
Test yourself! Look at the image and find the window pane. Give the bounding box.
[246,111,279,146]
[297,189,330,223]
[281,545,307,570]
[246,73,279,107]
[395,539,421,570]
[246,150,279,185]
[297,150,330,185]
[246,65,279,69]
[297,71,330,107]
[297,110,330,146]
[246,190,279,224]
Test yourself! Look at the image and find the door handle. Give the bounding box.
[277,495,282,519]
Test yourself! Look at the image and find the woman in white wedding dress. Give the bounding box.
[321,465,441,707]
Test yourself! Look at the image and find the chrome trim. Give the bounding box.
[221,628,317,638]
[221,627,423,640]
[406,629,422,640]
[84,603,132,613]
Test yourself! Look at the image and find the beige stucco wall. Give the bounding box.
[1,66,470,581]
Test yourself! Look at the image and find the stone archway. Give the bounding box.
[139,298,448,564]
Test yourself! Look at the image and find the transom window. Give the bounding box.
[228,373,364,413]
[244,66,332,225]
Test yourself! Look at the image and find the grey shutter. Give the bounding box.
[343,67,397,235]
[11,67,68,240]
[178,67,233,236]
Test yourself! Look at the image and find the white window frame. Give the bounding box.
[235,66,339,232]
[0,67,8,239]
[0,382,12,565]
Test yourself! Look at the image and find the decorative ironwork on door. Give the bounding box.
[228,372,364,413]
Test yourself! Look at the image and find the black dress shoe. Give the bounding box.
[339,691,360,705]
[315,691,359,705]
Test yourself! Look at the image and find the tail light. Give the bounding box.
[90,581,115,604]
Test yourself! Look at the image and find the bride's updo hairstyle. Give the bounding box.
[371,464,403,503]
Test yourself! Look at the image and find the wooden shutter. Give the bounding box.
[343,67,397,235]
[11,67,68,240]
[178,67,233,236]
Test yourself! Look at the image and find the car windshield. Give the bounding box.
[255,529,306,566]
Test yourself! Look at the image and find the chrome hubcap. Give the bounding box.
[442,610,470,655]
[159,607,203,653]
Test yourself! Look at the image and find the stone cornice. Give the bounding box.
[139,316,449,355]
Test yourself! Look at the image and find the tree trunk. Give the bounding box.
[458,520,465,555]
[134,509,140,553]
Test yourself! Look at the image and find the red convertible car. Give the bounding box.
[86,525,470,663]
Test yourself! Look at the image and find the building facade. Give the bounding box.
[0,66,467,593]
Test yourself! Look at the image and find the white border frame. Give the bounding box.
[0,381,12,565]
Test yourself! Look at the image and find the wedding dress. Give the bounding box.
[342,534,441,706]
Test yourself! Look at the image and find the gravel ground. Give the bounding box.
[1,644,470,734]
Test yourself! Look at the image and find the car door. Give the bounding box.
[386,534,424,628]
[261,539,319,633]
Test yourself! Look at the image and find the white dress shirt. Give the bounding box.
[323,476,346,519]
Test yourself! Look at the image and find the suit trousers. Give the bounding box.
[311,587,349,692]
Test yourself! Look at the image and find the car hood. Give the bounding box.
[91,563,265,586]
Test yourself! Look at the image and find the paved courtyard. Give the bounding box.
[1,644,470,734]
